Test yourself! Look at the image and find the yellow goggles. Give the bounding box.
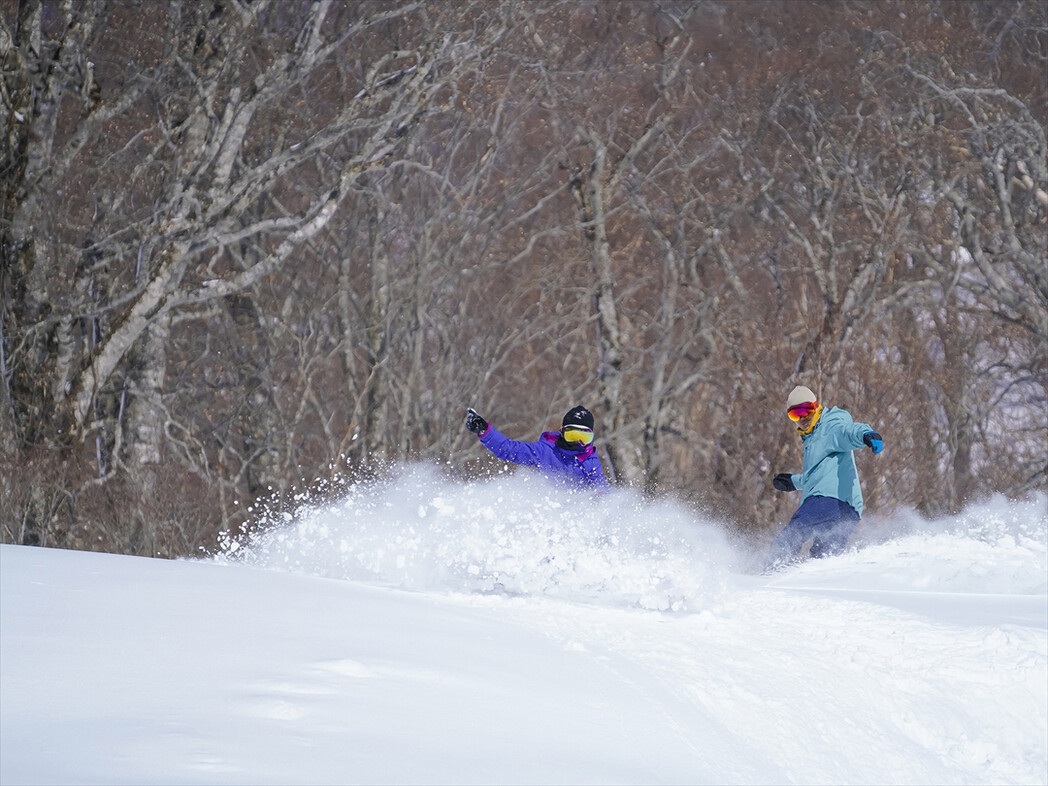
[562,426,594,445]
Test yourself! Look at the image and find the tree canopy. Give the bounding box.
[2,0,1045,555]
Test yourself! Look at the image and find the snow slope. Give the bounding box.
[2,468,1046,785]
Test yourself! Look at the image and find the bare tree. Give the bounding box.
[1,0,522,547]
[2,0,1043,555]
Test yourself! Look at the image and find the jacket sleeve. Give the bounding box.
[477,426,546,468]
[582,457,611,490]
[828,410,875,452]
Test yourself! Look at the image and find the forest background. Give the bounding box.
[2,0,1045,557]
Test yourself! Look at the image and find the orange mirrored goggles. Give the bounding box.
[562,426,594,445]
[787,402,819,421]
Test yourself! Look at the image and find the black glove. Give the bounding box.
[863,431,883,454]
[772,473,796,492]
[465,407,488,435]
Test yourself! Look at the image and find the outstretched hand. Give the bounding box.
[465,408,488,435]
[772,473,796,492]
[863,431,883,454]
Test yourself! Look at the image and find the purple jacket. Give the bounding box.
[477,426,610,490]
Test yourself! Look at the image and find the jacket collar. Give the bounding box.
[796,404,824,437]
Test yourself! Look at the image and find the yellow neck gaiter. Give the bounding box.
[796,404,823,436]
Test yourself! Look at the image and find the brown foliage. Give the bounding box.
[1,0,1044,556]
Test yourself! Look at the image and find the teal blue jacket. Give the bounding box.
[789,406,873,516]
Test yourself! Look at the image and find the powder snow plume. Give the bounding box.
[216,463,1047,612]
[215,465,744,611]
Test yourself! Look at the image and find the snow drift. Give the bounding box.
[2,469,1045,785]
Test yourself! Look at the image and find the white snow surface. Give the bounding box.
[2,466,1046,785]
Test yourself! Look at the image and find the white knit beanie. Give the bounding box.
[786,385,818,408]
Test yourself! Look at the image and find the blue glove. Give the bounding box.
[863,431,883,454]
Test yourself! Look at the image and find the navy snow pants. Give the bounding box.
[766,495,860,567]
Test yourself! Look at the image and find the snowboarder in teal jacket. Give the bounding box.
[765,385,883,569]
[465,405,610,491]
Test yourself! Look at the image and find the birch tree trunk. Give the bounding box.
[568,137,634,485]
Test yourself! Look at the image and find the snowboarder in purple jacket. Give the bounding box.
[465,405,610,491]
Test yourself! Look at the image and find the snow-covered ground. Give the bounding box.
[2,467,1046,785]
